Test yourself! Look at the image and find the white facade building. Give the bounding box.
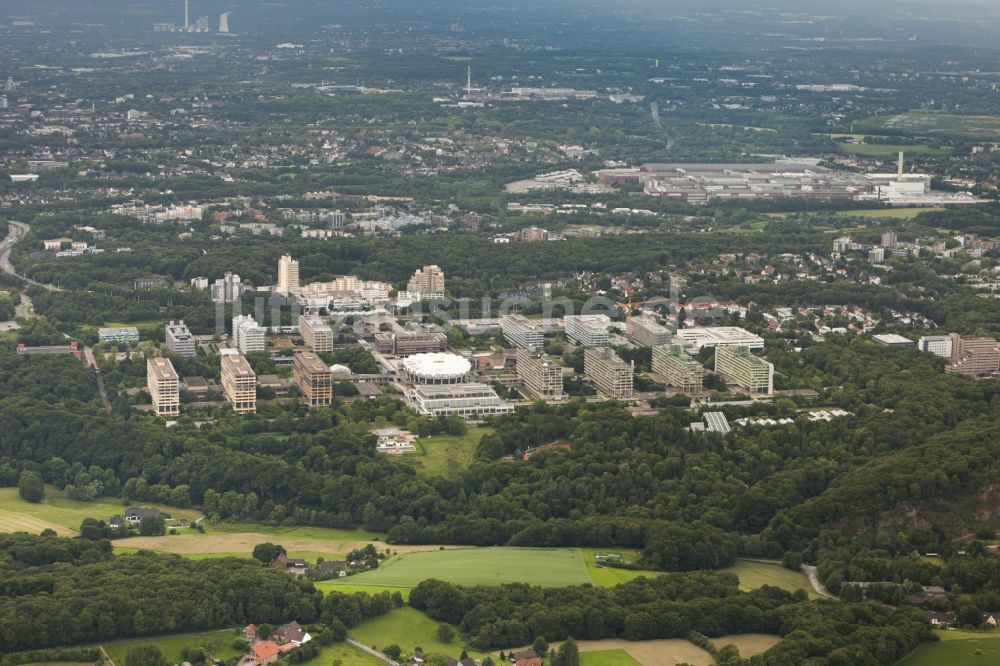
[564,315,611,347]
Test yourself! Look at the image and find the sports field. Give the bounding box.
[896,630,1000,665]
[335,547,591,589]
[0,486,200,536]
[401,427,493,478]
[719,559,818,598]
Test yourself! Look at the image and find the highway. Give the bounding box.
[0,220,62,291]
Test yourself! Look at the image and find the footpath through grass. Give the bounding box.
[350,607,487,660]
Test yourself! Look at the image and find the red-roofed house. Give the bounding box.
[252,641,280,665]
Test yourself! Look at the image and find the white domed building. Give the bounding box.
[400,352,472,385]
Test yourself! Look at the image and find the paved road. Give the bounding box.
[346,639,398,666]
[0,220,62,290]
[83,345,112,411]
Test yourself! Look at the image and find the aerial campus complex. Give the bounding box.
[5,1,1000,664]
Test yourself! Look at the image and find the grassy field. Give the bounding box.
[315,581,413,599]
[897,630,1000,665]
[561,639,713,666]
[315,642,389,666]
[401,427,493,478]
[580,548,662,587]
[720,560,819,598]
[874,111,1000,139]
[102,629,242,665]
[833,207,945,220]
[708,634,782,658]
[0,486,200,536]
[578,650,642,666]
[349,607,486,659]
[342,547,591,589]
[838,143,948,156]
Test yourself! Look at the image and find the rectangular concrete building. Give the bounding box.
[294,351,334,407]
[584,347,634,399]
[627,315,672,348]
[946,334,1000,377]
[221,353,257,414]
[298,315,334,353]
[501,314,549,349]
[516,348,565,400]
[405,383,514,418]
[676,326,764,352]
[147,357,180,416]
[652,344,704,394]
[565,315,611,347]
[232,314,266,354]
[165,320,196,357]
[715,345,773,394]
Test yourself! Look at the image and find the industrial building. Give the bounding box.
[652,344,705,394]
[676,326,764,352]
[500,314,559,349]
[564,315,612,347]
[918,335,954,359]
[98,326,139,345]
[627,315,672,348]
[715,346,774,395]
[872,333,915,348]
[232,314,266,354]
[516,348,565,400]
[221,353,257,414]
[293,351,334,408]
[277,254,300,295]
[147,357,180,416]
[946,335,1000,377]
[165,320,196,358]
[298,315,334,353]
[584,347,634,399]
[405,383,513,418]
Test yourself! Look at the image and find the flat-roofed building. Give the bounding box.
[98,326,139,345]
[221,353,257,414]
[501,314,549,348]
[872,333,915,348]
[516,348,565,400]
[277,254,300,295]
[627,315,672,348]
[147,357,179,416]
[232,314,266,354]
[293,351,333,407]
[946,334,1000,377]
[565,315,611,347]
[405,383,514,418]
[373,330,448,357]
[715,345,773,395]
[918,335,954,358]
[584,347,634,399]
[652,344,704,394]
[165,320,196,357]
[298,315,334,353]
[406,265,445,298]
[676,326,764,352]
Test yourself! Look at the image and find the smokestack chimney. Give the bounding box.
[897,151,904,178]
[184,0,189,29]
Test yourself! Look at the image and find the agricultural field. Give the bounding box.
[719,559,819,598]
[557,639,714,666]
[401,427,493,478]
[315,581,413,600]
[578,650,642,666]
[708,634,782,658]
[833,207,945,220]
[340,547,591,589]
[579,548,661,587]
[102,629,243,666]
[897,630,1000,665]
[349,607,487,660]
[0,487,200,537]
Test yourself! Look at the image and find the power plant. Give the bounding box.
[219,12,232,34]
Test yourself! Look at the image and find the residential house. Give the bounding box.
[124,507,160,526]
[109,515,125,529]
[251,641,280,666]
[318,560,347,577]
[981,612,1000,627]
[272,621,312,646]
[926,611,957,627]
[510,651,538,662]
[242,624,257,643]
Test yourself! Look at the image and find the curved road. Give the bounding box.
[0,220,62,290]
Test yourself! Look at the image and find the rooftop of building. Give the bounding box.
[221,353,255,376]
[147,357,178,381]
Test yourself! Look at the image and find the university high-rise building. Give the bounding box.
[298,314,334,353]
[715,345,773,394]
[221,353,257,414]
[565,315,611,347]
[652,344,704,394]
[293,351,334,407]
[277,254,300,295]
[627,315,672,348]
[406,265,445,297]
[584,347,634,399]
[210,272,242,303]
[918,335,954,359]
[232,314,266,354]
[165,320,196,357]
[946,334,1000,377]
[501,314,547,349]
[147,357,180,416]
[516,348,565,400]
